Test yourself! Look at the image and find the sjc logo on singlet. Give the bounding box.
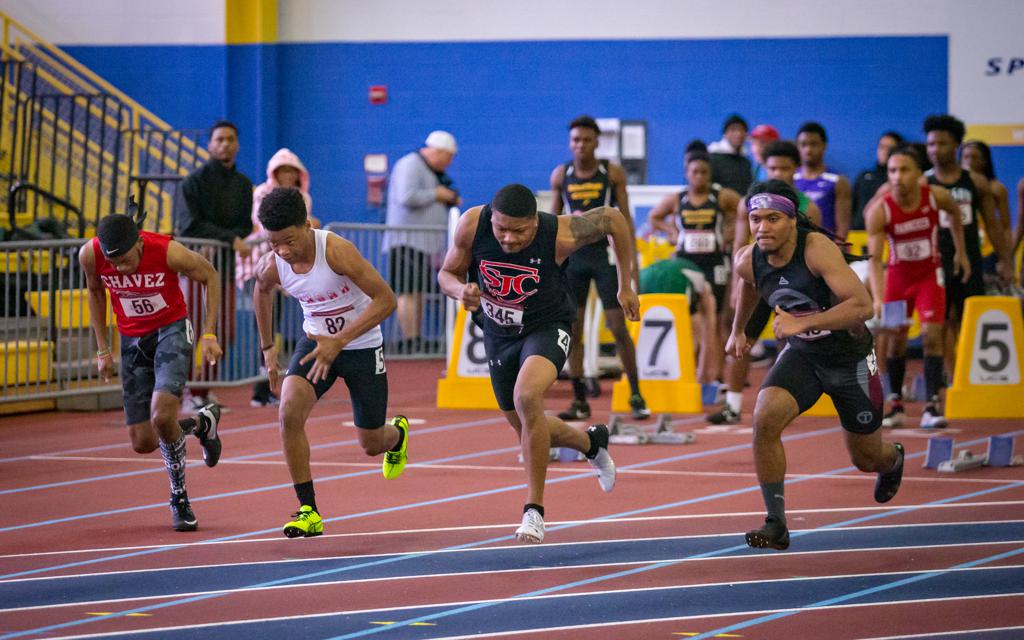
[479,260,540,304]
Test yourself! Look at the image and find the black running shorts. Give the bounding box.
[484,323,572,411]
[286,338,389,428]
[762,345,884,434]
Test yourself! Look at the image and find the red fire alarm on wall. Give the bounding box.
[369,85,387,105]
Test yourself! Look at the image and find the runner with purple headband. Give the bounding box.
[728,178,904,550]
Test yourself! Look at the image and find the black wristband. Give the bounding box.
[260,343,274,351]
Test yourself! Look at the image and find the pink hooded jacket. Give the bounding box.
[238,148,315,286]
[252,147,312,223]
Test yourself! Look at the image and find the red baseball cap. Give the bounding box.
[750,124,780,141]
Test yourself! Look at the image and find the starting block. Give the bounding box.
[932,435,1022,472]
[938,449,986,473]
[923,436,954,469]
[608,414,696,445]
[986,434,1018,467]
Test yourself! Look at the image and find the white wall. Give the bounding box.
[2,0,1022,125]
[279,0,950,41]
[0,0,224,45]
[947,0,1024,124]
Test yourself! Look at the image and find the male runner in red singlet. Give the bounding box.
[80,211,224,531]
[865,146,969,429]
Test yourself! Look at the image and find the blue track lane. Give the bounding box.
[2,521,1022,610]
[24,565,1024,640]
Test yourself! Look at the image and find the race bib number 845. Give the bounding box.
[482,297,524,327]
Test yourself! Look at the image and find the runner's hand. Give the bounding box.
[200,335,223,365]
[299,335,344,385]
[461,282,481,312]
[97,353,114,382]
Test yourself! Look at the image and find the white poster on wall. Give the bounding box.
[948,0,1024,143]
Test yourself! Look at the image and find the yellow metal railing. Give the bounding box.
[0,10,206,236]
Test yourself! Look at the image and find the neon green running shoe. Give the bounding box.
[383,415,409,480]
[282,505,323,538]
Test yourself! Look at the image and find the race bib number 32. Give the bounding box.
[894,238,932,262]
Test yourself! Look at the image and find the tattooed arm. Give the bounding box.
[556,206,639,320]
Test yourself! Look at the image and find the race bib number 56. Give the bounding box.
[120,293,167,317]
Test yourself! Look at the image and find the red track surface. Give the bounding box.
[1,359,1022,639]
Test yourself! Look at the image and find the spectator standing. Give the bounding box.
[852,131,903,231]
[749,124,780,182]
[708,114,753,195]
[240,148,318,406]
[383,131,460,354]
[960,139,1014,291]
[795,121,853,239]
[174,120,253,409]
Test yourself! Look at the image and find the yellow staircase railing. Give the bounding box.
[0,10,207,236]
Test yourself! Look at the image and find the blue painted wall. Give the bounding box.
[64,36,964,224]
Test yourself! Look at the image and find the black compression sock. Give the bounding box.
[294,480,317,513]
[886,357,906,400]
[390,424,406,452]
[760,482,786,524]
[923,355,945,399]
[571,377,586,402]
[524,503,544,518]
[627,373,640,397]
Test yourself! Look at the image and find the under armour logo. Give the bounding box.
[529,258,542,264]
[779,276,789,285]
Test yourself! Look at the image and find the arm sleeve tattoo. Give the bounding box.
[569,208,615,247]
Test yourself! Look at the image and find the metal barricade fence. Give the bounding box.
[0,222,450,405]
[0,236,303,403]
[0,237,118,401]
[326,221,449,359]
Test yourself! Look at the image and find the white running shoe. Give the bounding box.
[881,404,905,429]
[920,405,947,429]
[586,424,616,493]
[515,508,545,544]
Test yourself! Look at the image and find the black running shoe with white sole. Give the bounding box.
[170,494,197,532]
[745,516,789,550]
[629,394,651,421]
[196,403,222,467]
[558,399,591,421]
[706,406,740,425]
[874,442,905,503]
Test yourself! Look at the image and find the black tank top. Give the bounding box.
[471,206,576,338]
[925,169,982,269]
[752,228,872,360]
[676,185,726,267]
[560,159,615,263]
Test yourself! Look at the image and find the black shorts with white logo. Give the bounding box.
[286,337,388,428]
[484,323,572,411]
[762,344,884,434]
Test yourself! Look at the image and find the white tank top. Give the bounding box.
[275,229,382,350]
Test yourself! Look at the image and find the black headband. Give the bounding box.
[99,224,140,258]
